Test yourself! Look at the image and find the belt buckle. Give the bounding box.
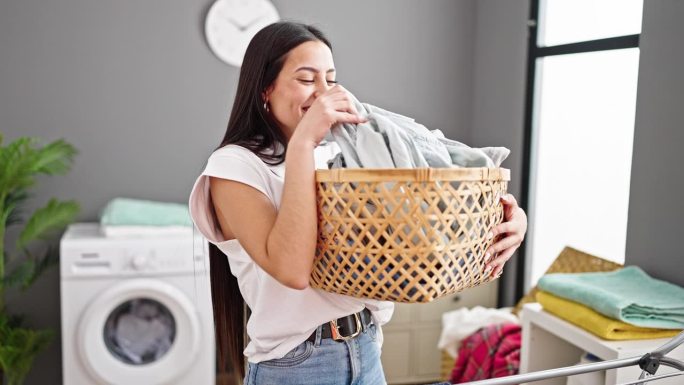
[330,312,362,341]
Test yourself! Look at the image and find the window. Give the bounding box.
[520,0,643,292]
[541,0,643,46]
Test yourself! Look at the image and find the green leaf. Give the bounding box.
[3,246,59,289]
[0,321,54,385]
[26,244,59,288]
[17,199,79,250]
[3,190,30,227]
[0,138,38,194]
[2,260,35,289]
[0,201,13,229]
[0,137,77,197]
[32,139,77,176]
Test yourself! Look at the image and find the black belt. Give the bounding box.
[306,308,373,343]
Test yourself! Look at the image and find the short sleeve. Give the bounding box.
[188,146,273,244]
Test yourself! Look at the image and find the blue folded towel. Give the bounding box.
[100,198,192,227]
[538,266,684,329]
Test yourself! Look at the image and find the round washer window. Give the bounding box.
[103,298,176,365]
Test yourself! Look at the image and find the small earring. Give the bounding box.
[263,101,270,112]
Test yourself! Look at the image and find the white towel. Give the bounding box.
[101,225,193,238]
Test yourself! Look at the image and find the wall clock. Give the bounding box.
[205,0,280,67]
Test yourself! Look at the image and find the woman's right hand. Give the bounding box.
[290,85,368,147]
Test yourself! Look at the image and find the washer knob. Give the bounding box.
[132,254,148,269]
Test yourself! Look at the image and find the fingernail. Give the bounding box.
[484,252,491,262]
[484,265,492,275]
[487,232,493,240]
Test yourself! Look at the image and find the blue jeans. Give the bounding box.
[243,322,387,385]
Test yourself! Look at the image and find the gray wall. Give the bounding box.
[470,0,529,306]
[625,0,684,288]
[0,0,478,383]
[471,0,528,201]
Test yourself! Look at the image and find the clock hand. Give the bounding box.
[242,14,267,31]
[227,17,249,32]
[228,14,266,32]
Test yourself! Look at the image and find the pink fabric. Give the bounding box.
[449,322,521,384]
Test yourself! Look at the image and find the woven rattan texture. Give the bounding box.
[310,168,510,303]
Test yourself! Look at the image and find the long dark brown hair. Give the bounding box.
[209,21,332,382]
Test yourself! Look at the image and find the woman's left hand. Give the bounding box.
[485,193,528,278]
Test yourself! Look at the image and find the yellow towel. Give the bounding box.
[536,291,681,340]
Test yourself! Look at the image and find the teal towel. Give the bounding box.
[538,266,684,330]
[100,198,192,227]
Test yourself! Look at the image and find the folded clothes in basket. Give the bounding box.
[536,290,681,340]
[538,266,684,329]
[328,93,510,169]
[318,94,508,299]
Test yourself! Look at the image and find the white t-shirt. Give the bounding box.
[188,143,394,364]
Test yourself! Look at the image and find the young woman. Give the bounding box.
[189,21,527,385]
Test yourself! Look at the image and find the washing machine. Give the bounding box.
[60,223,215,385]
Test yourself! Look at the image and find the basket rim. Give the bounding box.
[315,167,510,182]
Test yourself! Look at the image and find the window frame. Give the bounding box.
[506,0,641,305]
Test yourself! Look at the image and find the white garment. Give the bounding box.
[437,306,519,358]
[188,144,394,364]
[330,94,510,169]
[314,140,341,169]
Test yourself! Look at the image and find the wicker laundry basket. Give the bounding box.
[310,167,510,303]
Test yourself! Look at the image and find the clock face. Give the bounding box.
[205,0,280,67]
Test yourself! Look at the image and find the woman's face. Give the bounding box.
[263,40,337,139]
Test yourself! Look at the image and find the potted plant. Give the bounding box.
[0,133,79,385]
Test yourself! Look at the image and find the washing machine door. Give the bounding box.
[78,279,201,384]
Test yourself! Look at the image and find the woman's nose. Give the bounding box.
[315,80,332,95]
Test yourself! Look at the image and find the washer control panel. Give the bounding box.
[60,223,208,278]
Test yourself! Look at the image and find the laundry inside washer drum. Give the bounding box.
[103,298,176,365]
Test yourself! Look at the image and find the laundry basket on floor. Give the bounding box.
[310,167,510,303]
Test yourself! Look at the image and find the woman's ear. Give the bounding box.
[262,86,274,103]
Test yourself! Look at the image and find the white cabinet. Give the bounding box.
[520,303,684,385]
[381,281,498,384]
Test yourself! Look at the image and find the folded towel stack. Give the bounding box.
[535,291,680,340]
[536,266,684,339]
[100,198,193,237]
